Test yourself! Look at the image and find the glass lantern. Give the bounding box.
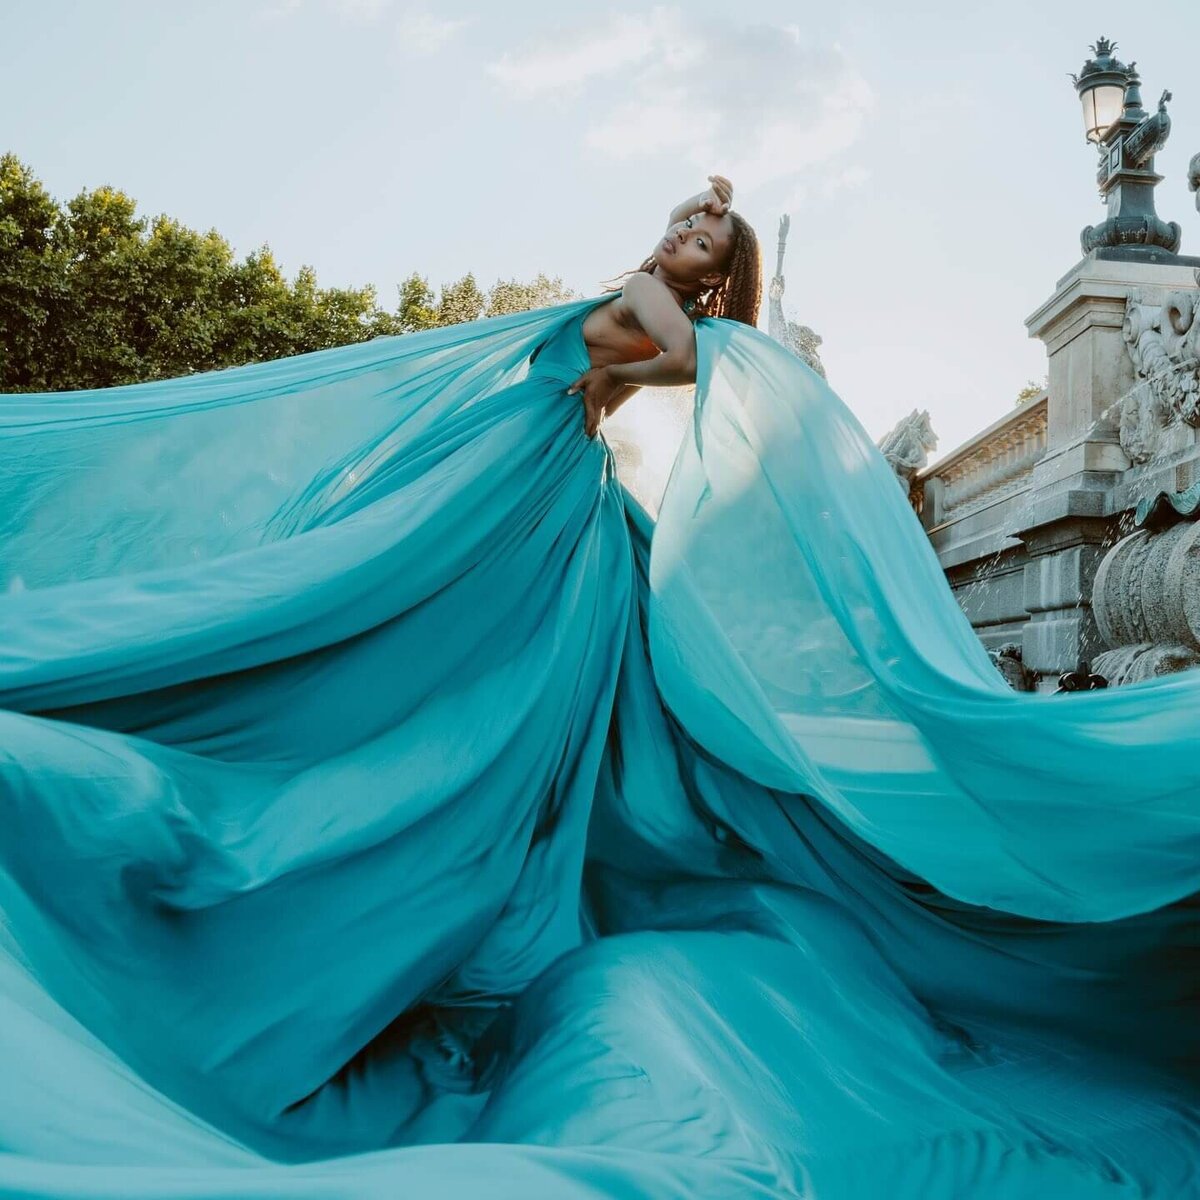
[1079,81,1126,144]
[1072,38,1129,145]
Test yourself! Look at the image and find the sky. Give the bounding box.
[4,0,1200,457]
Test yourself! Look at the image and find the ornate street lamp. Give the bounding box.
[1074,38,1127,144]
[1070,38,1181,257]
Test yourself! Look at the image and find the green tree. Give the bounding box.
[395,271,438,333]
[436,272,486,327]
[0,154,69,391]
[484,272,576,317]
[0,154,574,393]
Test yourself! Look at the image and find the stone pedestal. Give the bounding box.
[1024,252,1200,491]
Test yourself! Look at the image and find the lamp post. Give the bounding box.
[1071,38,1181,258]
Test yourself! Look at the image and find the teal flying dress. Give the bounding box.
[0,293,1197,1198]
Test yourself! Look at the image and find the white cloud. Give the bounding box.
[820,164,871,199]
[332,0,391,19]
[259,0,303,19]
[395,9,471,56]
[486,10,673,97]
[488,7,873,196]
[262,0,469,53]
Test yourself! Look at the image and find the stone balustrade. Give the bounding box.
[914,393,1047,529]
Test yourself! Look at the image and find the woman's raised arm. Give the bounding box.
[667,175,733,227]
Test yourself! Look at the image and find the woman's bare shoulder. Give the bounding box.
[617,274,696,337]
[620,272,675,304]
[591,281,656,334]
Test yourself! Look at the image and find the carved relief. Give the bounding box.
[1118,285,1200,462]
[1090,500,1200,684]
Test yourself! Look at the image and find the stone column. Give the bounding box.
[1025,252,1198,486]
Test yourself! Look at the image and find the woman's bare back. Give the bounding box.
[580,288,690,371]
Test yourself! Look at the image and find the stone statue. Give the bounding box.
[877,409,938,492]
[988,643,1039,692]
[1189,151,1200,213]
[1118,287,1200,462]
[767,215,827,379]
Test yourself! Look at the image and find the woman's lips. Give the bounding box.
[660,237,675,255]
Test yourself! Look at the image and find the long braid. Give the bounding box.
[601,210,763,327]
[700,211,762,326]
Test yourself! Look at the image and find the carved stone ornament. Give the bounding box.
[988,643,1038,692]
[1135,478,1200,529]
[1090,493,1200,684]
[1118,284,1200,463]
[877,409,938,492]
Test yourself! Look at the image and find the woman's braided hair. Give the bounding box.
[603,210,762,327]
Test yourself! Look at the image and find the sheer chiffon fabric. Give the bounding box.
[0,295,1196,1197]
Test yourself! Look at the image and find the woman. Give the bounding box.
[0,177,1197,1200]
[567,173,762,437]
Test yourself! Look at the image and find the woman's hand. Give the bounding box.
[567,366,622,438]
[700,174,733,216]
[667,175,734,228]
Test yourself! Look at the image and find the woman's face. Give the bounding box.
[655,211,734,288]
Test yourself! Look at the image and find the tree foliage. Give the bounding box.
[0,154,578,392]
[485,273,578,317]
[1014,378,1047,406]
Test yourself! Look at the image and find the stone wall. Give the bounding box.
[914,396,1046,653]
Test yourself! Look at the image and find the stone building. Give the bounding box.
[915,253,1200,691]
[911,40,1200,691]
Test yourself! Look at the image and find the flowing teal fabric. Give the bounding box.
[0,293,1197,1198]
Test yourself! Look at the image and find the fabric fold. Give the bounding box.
[0,295,1196,1197]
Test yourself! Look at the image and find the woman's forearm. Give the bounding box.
[667,192,709,227]
[604,383,642,420]
[607,348,696,390]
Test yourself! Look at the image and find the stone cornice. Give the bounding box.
[1026,256,1200,354]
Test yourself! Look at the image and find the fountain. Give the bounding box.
[767,215,828,380]
[914,39,1200,689]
